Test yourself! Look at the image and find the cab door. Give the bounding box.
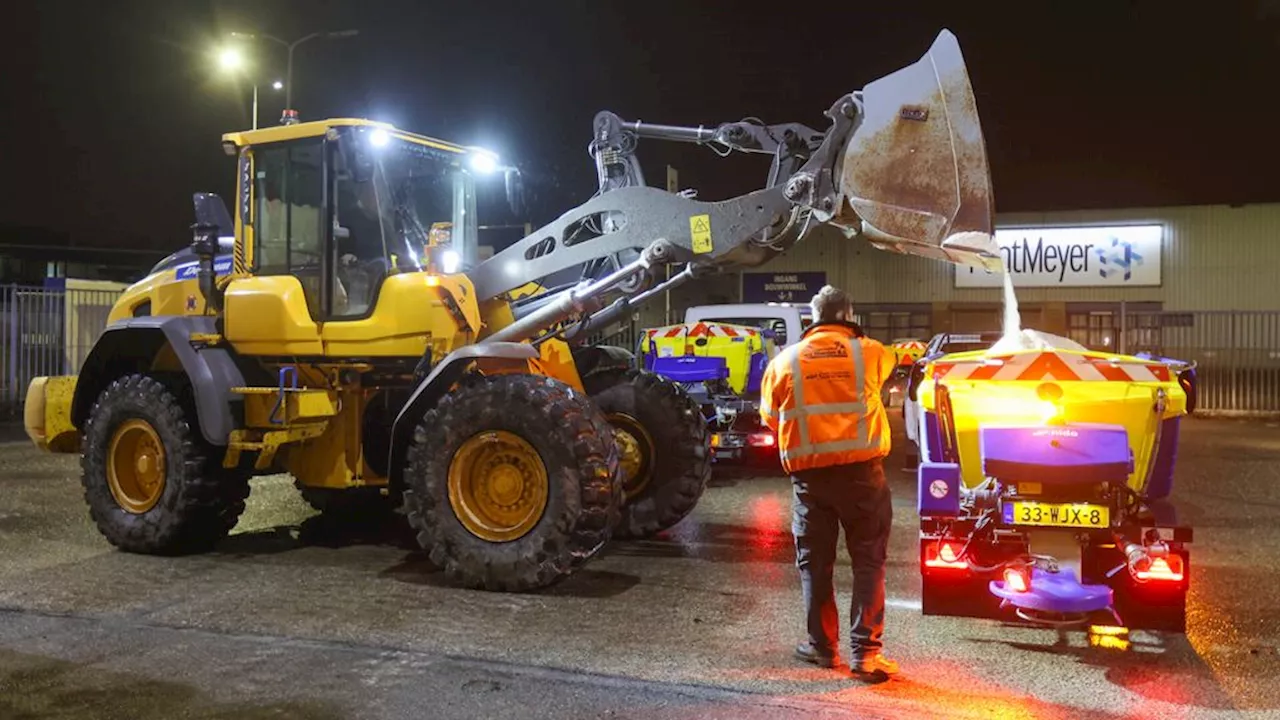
[223,138,326,356]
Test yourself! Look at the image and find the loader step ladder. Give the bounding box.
[224,366,338,471]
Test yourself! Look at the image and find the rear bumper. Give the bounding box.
[710,430,778,464]
[24,376,80,453]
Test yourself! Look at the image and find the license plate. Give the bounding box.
[1003,501,1109,528]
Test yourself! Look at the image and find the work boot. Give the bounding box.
[793,642,840,669]
[851,654,900,680]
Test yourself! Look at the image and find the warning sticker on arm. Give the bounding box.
[690,215,713,254]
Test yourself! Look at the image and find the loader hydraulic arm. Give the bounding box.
[590,111,826,194]
[476,29,1002,345]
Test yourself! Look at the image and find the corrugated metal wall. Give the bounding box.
[751,203,1280,310]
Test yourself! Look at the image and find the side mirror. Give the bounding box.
[504,169,527,218]
[190,222,219,258]
[907,363,927,402]
[192,192,233,237]
[189,220,221,312]
[1178,368,1198,414]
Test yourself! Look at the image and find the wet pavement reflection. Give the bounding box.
[1,417,1278,718]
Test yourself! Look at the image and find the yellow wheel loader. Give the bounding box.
[24,30,1002,591]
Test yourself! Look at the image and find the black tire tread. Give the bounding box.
[586,369,711,539]
[401,374,622,592]
[80,374,250,554]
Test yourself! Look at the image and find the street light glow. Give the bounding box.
[218,47,245,72]
[272,80,284,90]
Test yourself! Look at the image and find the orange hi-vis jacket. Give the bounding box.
[759,323,896,474]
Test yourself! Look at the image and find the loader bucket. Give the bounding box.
[833,30,1002,271]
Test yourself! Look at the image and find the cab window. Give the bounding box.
[250,130,479,321]
[252,141,325,317]
[329,141,462,318]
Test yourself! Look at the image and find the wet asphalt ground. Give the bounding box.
[2,416,1279,719]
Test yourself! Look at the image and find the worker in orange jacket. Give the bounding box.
[760,285,898,680]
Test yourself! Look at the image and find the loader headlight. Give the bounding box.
[369,128,390,148]
[468,148,499,174]
[441,250,461,274]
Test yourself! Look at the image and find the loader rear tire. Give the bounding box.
[80,374,250,554]
[402,374,622,591]
[586,370,711,539]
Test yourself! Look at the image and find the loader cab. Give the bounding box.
[224,121,479,319]
[217,120,496,357]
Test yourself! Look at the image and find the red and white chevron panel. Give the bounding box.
[646,323,758,340]
[692,322,757,338]
[931,351,1173,383]
[645,325,688,340]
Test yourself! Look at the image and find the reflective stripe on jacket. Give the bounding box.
[759,323,895,473]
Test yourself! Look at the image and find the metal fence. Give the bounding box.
[1,286,1275,418]
[0,285,124,416]
[587,313,1280,414]
[1121,311,1280,416]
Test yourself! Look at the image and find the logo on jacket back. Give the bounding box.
[802,344,849,360]
[1094,236,1144,281]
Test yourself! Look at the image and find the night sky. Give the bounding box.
[3,1,1279,254]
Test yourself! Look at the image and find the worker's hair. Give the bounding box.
[810,285,853,323]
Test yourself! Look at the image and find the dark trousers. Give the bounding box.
[791,457,892,661]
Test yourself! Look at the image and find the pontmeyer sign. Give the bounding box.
[955,225,1162,288]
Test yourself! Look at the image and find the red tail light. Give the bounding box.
[1004,567,1030,593]
[924,541,967,569]
[1135,555,1184,582]
[748,432,776,448]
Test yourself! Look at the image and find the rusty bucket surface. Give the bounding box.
[833,29,1002,271]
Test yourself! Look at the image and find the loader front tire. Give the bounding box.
[80,374,250,554]
[402,374,622,591]
[586,370,711,539]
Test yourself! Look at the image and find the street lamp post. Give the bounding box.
[229,29,359,125]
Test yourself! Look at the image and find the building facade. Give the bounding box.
[647,203,1280,352]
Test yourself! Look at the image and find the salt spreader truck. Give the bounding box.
[910,341,1198,631]
[638,304,810,463]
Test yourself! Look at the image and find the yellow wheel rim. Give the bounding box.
[106,419,166,514]
[448,431,549,542]
[607,413,655,502]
